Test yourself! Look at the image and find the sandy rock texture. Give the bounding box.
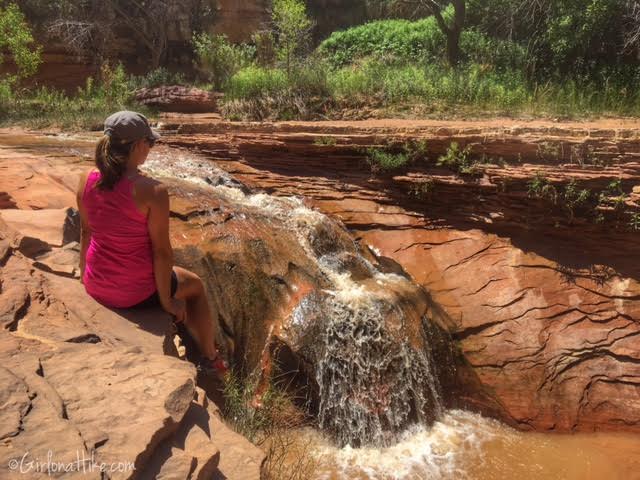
[0,133,264,479]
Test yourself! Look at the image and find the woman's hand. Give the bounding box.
[163,298,187,323]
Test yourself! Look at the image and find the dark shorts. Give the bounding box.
[131,270,178,309]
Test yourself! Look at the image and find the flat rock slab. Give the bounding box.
[0,208,79,250]
[39,344,196,478]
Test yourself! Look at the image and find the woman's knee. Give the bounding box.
[173,266,205,298]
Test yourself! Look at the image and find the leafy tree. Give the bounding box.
[0,2,41,82]
[271,0,313,76]
[192,32,254,90]
[467,0,636,78]
[379,0,467,65]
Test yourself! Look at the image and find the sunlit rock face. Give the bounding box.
[146,152,456,447]
[161,119,640,434]
[0,134,266,480]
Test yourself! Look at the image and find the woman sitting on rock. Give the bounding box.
[76,110,228,377]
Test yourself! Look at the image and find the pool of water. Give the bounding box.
[293,410,640,480]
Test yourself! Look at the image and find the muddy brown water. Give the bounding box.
[291,411,640,480]
[2,129,639,480]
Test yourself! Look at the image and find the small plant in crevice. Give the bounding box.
[536,141,563,163]
[629,213,640,231]
[597,179,627,213]
[406,138,429,159]
[527,174,594,223]
[409,177,435,200]
[527,172,558,203]
[223,367,317,480]
[365,139,427,173]
[482,154,508,168]
[223,368,307,443]
[570,142,602,167]
[366,148,409,172]
[437,142,484,175]
[313,136,337,146]
[561,180,591,223]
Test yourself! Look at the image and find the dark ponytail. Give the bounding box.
[94,135,135,190]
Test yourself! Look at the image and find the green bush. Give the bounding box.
[129,67,187,89]
[459,30,527,71]
[318,18,445,68]
[317,17,526,71]
[366,148,409,172]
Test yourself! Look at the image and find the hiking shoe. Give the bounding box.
[197,355,229,378]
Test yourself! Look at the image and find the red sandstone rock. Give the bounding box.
[135,85,221,113]
[3,121,639,444]
[0,207,79,248]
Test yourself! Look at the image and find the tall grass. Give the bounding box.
[0,64,152,129]
[222,368,318,480]
[222,61,332,120]
[328,61,531,108]
[220,59,640,120]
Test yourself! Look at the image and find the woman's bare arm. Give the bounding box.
[76,171,91,282]
[146,182,174,309]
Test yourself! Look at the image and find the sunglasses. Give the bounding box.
[145,137,156,148]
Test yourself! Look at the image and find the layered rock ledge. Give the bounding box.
[162,118,640,433]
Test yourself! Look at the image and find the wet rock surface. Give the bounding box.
[155,167,451,447]
[162,118,640,434]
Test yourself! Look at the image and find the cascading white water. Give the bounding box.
[144,151,444,447]
[315,298,443,447]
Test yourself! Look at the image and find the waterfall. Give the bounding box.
[144,151,444,448]
[316,298,443,447]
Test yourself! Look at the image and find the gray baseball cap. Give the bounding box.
[103,111,160,143]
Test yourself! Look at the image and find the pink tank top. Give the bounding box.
[82,171,156,308]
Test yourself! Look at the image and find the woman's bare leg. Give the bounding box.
[172,266,219,360]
